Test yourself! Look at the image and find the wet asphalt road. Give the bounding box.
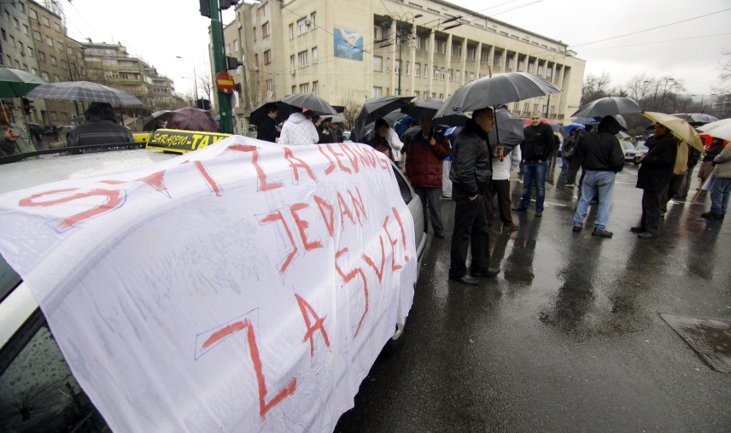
[336,162,731,433]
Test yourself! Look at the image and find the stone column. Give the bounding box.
[460,38,467,86]
[444,34,453,96]
[428,30,435,95]
[474,42,482,79]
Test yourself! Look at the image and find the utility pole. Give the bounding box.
[210,0,232,133]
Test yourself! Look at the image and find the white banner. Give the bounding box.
[0,136,417,433]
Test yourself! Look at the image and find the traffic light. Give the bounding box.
[199,0,210,17]
[196,99,211,110]
[219,0,240,10]
[22,98,33,115]
[225,56,243,70]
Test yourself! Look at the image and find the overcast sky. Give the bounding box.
[61,0,730,98]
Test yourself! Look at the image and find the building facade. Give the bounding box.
[226,0,585,129]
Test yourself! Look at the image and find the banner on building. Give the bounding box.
[334,26,364,61]
[0,137,417,433]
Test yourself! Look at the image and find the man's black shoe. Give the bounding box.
[512,207,528,212]
[630,226,644,233]
[701,211,724,220]
[572,225,582,232]
[472,269,499,277]
[449,274,480,285]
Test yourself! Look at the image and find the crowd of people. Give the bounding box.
[252,103,730,285]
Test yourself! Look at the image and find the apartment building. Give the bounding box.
[226,0,585,129]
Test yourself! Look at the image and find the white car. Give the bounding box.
[0,136,425,433]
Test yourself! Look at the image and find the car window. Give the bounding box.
[392,167,413,204]
[0,314,109,432]
[0,255,21,302]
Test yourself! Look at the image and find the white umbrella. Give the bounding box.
[697,118,731,142]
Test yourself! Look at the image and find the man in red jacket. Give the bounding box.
[405,116,451,238]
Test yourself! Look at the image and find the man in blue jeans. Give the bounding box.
[515,112,554,217]
[701,140,731,221]
[571,116,625,237]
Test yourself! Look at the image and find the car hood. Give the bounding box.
[0,149,178,195]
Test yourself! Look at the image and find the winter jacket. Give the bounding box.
[575,116,624,173]
[279,112,319,145]
[711,143,731,179]
[636,133,678,192]
[491,148,519,181]
[405,127,450,188]
[368,134,394,161]
[449,119,492,198]
[521,122,554,162]
[387,127,404,163]
[256,116,278,142]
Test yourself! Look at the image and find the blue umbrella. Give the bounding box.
[563,123,586,134]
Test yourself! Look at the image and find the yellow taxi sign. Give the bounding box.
[133,132,151,144]
[145,129,231,154]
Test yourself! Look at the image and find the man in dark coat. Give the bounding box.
[256,103,279,142]
[633,123,678,238]
[448,107,498,285]
[405,116,451,238]
[571,116,625,237]
[516,112,555,216]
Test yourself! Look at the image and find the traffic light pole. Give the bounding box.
[209,0,232,133]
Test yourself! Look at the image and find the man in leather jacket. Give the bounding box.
[448,107,498,285]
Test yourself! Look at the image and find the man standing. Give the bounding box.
[449,107,498,285]
[256,103,279,142]
[279,108,319,146]
[405,116,451,238]
[571,116,625,237]
[701,141,731,221]
[632,122,678,238]
[516,112,554,216]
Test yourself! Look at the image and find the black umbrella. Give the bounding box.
[488,108,524,151]
[281,93,337,115]
[672,112,719,126]
[26,80,143,105]
[571,96,641,118]
[402,98,444,120]
[359,109,410,142]
[142,110,171,131]
[250,101,291,125]
[353,95,414,141]
[435,72,561,119]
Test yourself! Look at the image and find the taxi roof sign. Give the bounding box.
[146,129,231,154]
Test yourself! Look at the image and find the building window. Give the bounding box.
[33,30,41,41]
[452,43,461,57]
[414,63,420,77]
[297,18,307,35]
[262,22,270,38]
[298,50,308,67]
[308,46,317,64]
[38,51,45,62]
[289,23,294,39]
[23,24,29,35]
[310,12,317,28]
[45,36,53,47]
[57,41,64,52]
[13,17,20,29]
[290,54,295,71]
[432,66,437,79]
[299,83,310,93]
[395,60,400,74]
[374,25,383,41]
[312,81,319,95]
[373,86,383,98]
[415,90,420,98]
[41,16,49,26]
[455,70,460,82]
[263,50,272,65]
[373,56,382,72]
[468,47,476,61]
[28,8,37,20]
[52,22,61,32]
[405,61,410,76]
[27,47,33,57]
[254,53,259,66]
[292,85,297,94]
[266,79,273,92]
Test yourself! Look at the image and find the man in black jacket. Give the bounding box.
[516,112,554,216]
[571,116,625,237]
[448,107,498,285]
[256,103,279,142]
[632,123,678,238]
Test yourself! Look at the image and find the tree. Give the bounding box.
[581,72,612,104]
[342,99,361,129]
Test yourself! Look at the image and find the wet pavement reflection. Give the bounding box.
[336,166,731,433]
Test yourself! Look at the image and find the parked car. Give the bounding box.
[621,140,640,163]
[0,136,425,432]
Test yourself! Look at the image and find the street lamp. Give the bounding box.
[382,13,423,96]
[176,56,199,101]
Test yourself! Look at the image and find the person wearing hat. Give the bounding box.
[279,107,319,146]
[632,122,678,238]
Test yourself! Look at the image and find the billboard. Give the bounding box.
[334,26,364,61]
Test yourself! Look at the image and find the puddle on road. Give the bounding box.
[660,314,731,373]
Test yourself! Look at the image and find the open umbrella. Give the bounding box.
[572,116,600,125]
[402,98,444,119]
[571,96,641,118]
[26,80,142,105]
[643,111,703,151]
[281,93,337,115]
[489,108,524,151]
[672,113,719,126]
[0,66,47,98]
[563,123,585,134]
[142,110,171,131]
[322,114,346,124]
[166,107,217,132]
[249,101,291,125]
[353,95,414,141]
[697,118,731,142]
[435,72,561,119]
